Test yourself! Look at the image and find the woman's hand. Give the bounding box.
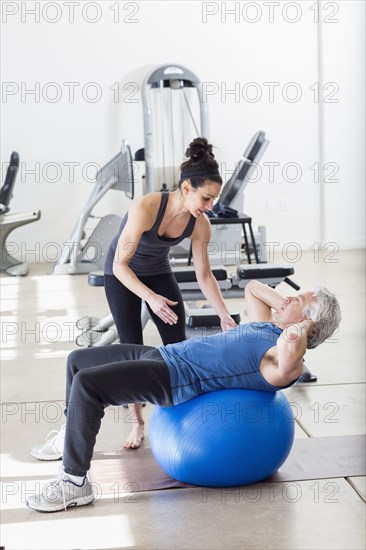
[220,314,237,332]
[146,294,179,325]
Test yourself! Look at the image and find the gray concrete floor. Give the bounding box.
[1,250,365,550]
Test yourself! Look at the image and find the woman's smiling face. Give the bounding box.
[182,180,221,217]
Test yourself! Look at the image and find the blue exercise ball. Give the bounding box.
[149,389,295,486]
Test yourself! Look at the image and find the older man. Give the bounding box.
[27,280,341,512]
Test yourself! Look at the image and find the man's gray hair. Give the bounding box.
[302,286,342,349]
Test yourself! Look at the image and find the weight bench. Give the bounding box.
[76,264,298,347]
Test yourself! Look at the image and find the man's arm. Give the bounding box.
[245,280,286,322]
[276,321,313,381]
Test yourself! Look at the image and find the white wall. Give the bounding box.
[1,0,364,265]
[321,0,365,249]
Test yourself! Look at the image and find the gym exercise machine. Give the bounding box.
[0,152,41,276]
[142,64,208,194]
[52,142,134,275]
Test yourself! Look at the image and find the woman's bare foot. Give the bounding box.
[123,424,145,449]
[122,403,145,449]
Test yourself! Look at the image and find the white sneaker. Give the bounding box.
[26,474,94,512]
[30,424,65,461]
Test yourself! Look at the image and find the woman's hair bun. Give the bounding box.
[185,137,215,163]
[179,136,222,187]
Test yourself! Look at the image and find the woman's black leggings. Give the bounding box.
[63,344,173,477]
[104,272,186,345]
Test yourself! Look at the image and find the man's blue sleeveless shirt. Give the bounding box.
[104,191,196,276]
[159,322,297,405]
